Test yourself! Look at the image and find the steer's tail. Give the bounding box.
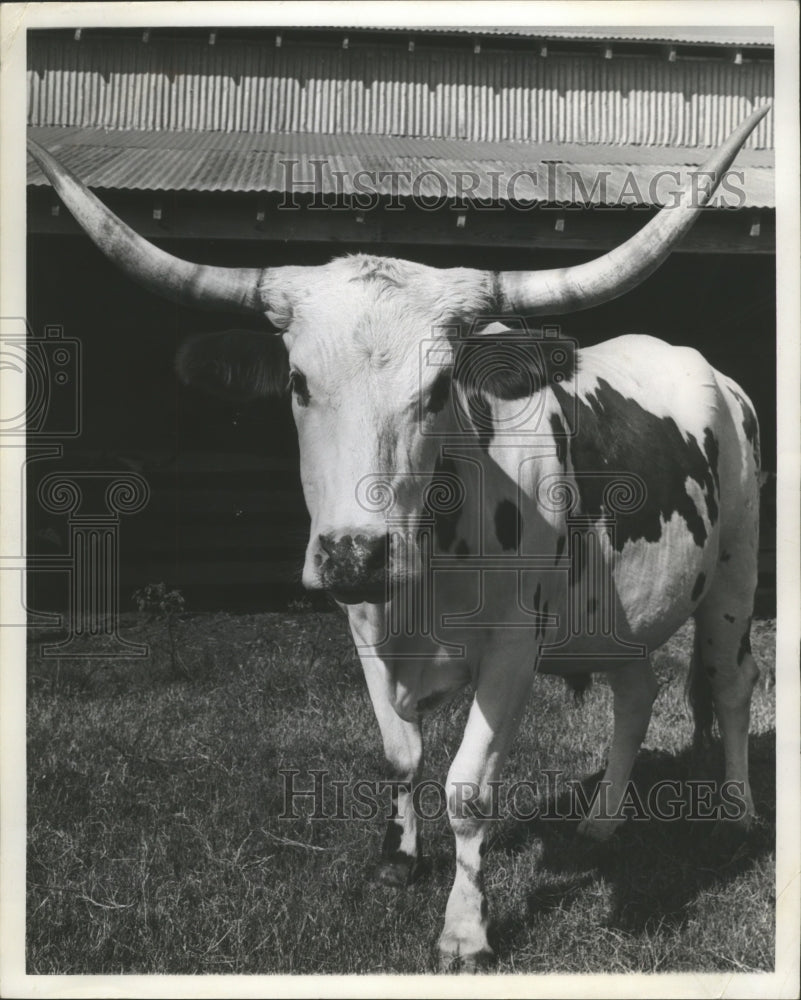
[687,625,715,752]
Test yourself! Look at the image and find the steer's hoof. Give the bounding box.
[371,855,420,888]
[709,813,758,854]
[437,932,495,973]
[437,946,495,974]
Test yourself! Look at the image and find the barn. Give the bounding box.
[25,24,775,617]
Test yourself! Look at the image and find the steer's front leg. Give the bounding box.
[438,645,535,971]
[349,604,424,886]
[359,654,423,886]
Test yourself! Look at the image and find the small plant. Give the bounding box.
[287,596,313,612]
[133,582,186,618]
[132,582,189,679]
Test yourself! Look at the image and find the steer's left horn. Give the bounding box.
[27,137,270,316]
[493,104,771,316]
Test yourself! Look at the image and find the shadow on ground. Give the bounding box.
[489,730,775,957]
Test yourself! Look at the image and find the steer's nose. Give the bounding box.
[316,531,389,603]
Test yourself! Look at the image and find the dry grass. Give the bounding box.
[27,610,775,975]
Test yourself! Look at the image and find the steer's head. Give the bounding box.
[176,256,493,602]
[27,104,769,603]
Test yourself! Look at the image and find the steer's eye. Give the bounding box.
[288,369,310,406]
[426,371,451,414]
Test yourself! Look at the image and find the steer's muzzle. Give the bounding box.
[315,531,390,604]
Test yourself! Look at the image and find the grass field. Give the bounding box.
[27,609,775,975]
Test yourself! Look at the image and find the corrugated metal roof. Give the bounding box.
[31,25,777,47]
[329,26,775,47]
[27,126,774,208]
[28,34,774,149]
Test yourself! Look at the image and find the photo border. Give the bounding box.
[2,2,798,997]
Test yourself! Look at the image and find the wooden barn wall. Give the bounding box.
[28,33,774,149]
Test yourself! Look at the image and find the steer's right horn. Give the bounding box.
[28,138,273,317]
[492,104,771,316]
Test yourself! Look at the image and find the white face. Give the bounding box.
[277,257,469,603]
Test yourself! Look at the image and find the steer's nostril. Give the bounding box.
[318,532,336,557]
[362,533,389,571]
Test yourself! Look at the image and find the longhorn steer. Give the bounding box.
[28,105,767,971]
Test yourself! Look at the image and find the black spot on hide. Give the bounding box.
[453,336,577,402]
[737,621,752,665]
[551,378,720,551]
[427,370,452,415]
[452,333,577,448]
[550,412,568,466]
[494,499,521,552]
[729,387,761,468]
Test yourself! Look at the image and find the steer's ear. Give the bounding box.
[175,330,289,402]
